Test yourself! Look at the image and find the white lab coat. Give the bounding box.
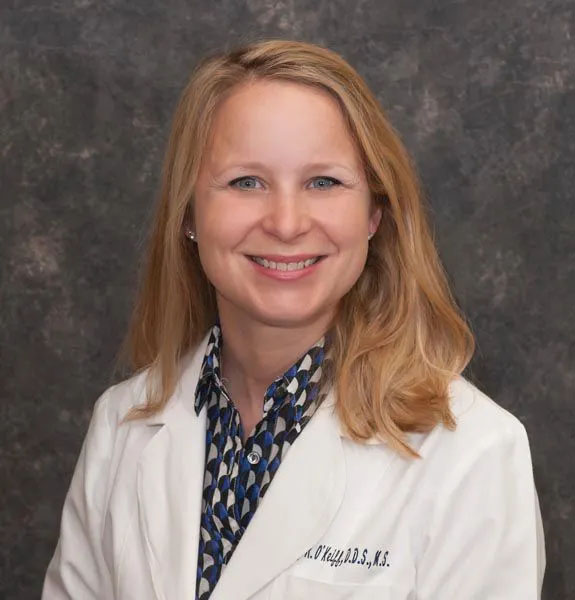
[42,330,546,599]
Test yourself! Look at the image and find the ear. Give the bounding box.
[368,202,383,235]
[183,201,195,231]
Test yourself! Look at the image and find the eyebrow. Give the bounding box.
[216,161,358,175]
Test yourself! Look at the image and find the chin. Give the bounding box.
[250,310,320,329]
[240,300,332,330]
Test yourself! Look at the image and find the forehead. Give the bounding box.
[203,79,362,169]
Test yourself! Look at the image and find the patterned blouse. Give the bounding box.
[194,323,327,600]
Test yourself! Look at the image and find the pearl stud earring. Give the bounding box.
[185,230,196,241]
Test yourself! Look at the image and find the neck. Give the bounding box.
[216,299,335,414]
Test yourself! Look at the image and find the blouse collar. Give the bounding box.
[194,321,326,416]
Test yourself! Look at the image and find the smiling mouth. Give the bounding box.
[248,255,325,271]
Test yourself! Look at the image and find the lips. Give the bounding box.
[247,254,325,262]
[250,255,322,271]
[246,252,327,279]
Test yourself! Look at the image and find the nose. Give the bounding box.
[260,188,312,241]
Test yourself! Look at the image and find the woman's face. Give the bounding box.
[193,79,381,329]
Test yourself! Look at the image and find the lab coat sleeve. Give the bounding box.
[415,422,546,599]
[42,387,116,599]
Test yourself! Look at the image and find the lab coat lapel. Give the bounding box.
[136,333,211,600]
[210,393,346,600]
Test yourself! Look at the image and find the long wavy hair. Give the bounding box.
[116,39,475,459]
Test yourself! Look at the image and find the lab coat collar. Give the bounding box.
[141,329,346,435]
[136,330,348,600]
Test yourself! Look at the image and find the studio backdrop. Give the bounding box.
[1,1,573,598]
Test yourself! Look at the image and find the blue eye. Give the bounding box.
[228,175,342,190]
[229,176,262,190]
[310,176,341,189]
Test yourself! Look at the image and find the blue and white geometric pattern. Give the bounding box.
[194,323,326,600]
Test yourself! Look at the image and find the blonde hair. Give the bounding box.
[117,39,475,459]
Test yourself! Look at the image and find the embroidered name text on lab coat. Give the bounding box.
[302,543,392,569]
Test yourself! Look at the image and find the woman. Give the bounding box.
[42,39,546,599]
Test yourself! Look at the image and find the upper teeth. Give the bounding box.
[251,256,320,271]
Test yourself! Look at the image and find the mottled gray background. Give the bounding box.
[1,0,573,598]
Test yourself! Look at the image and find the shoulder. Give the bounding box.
[448,374,524,430]
[448,374,528,443]
[93,368,152,428]
[406,374,532,468]
[92,330,211,430]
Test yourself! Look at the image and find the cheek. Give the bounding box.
[321,202,371,288]
[321,201,370,249]
[198,198,255,253]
